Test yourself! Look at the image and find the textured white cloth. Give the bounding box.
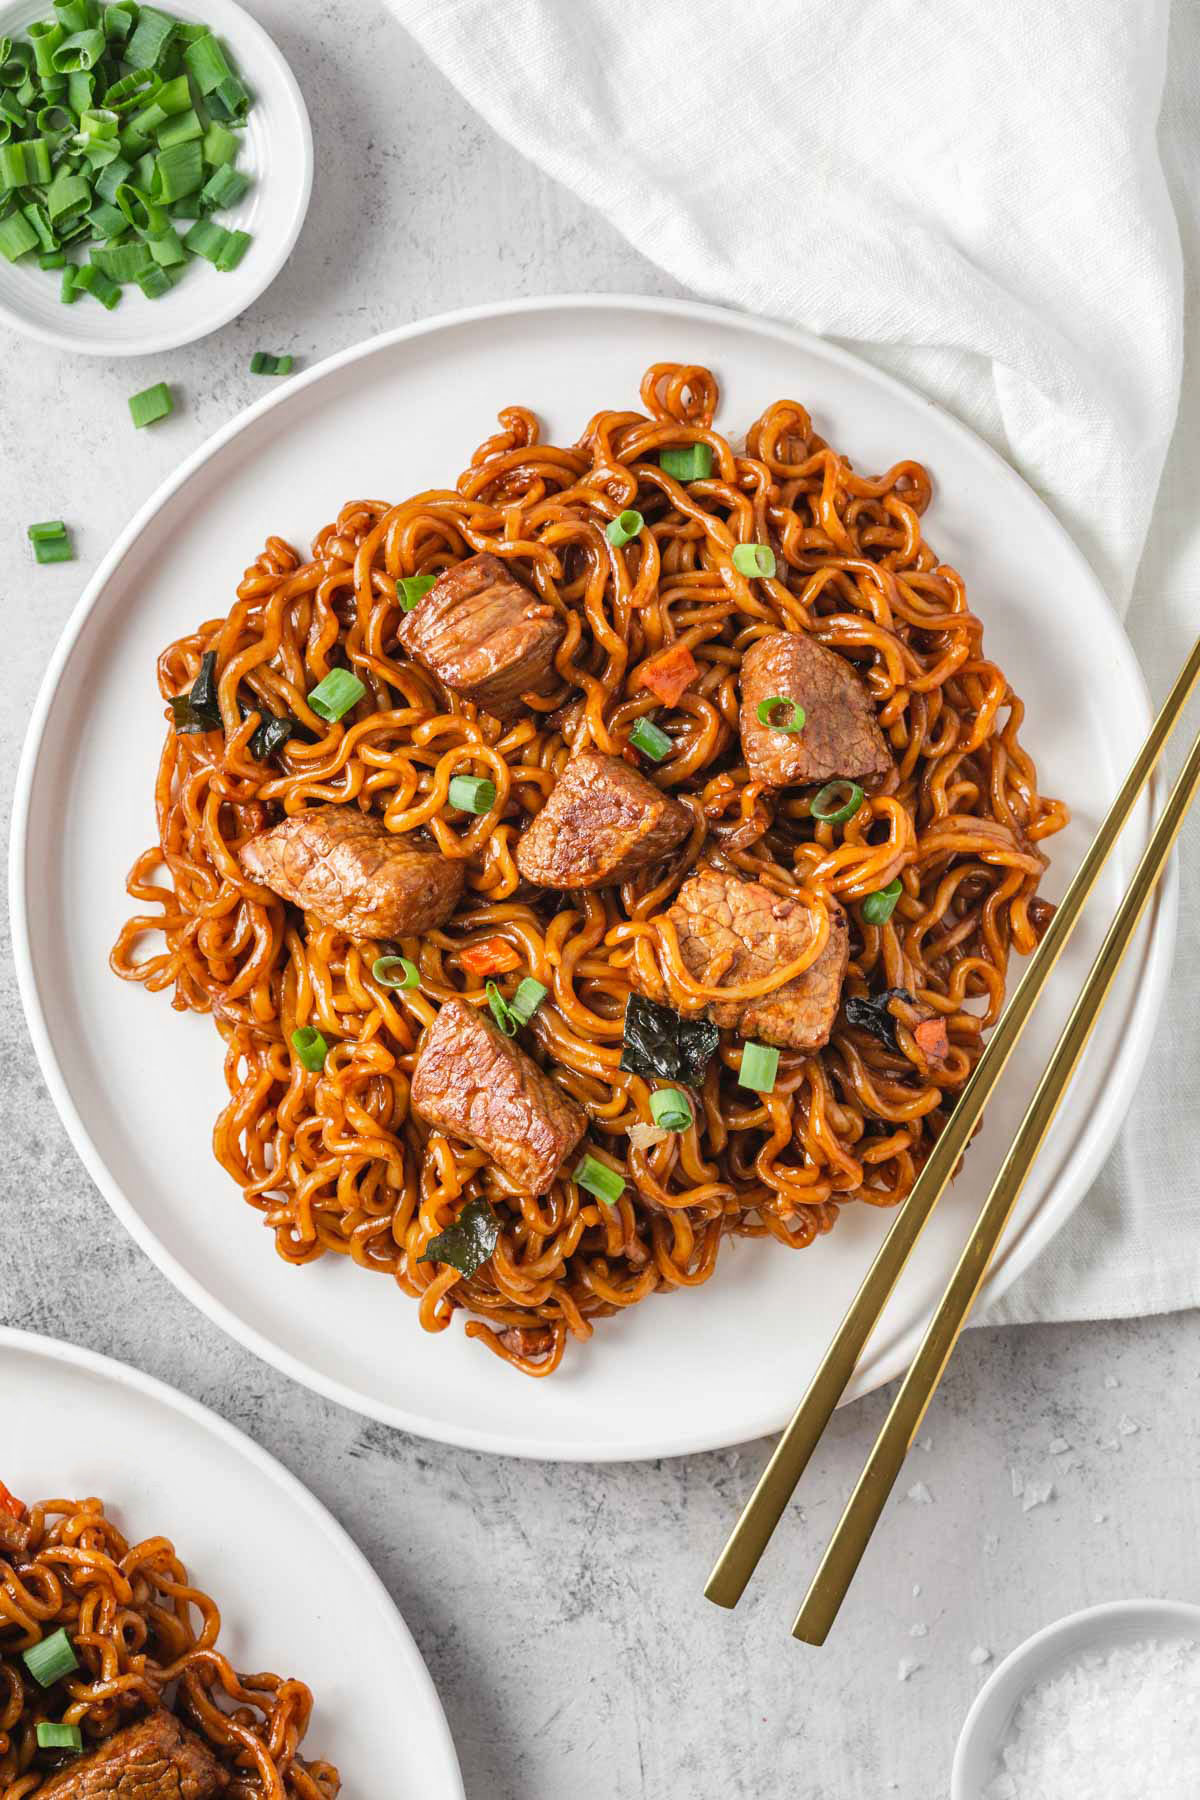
[397,0,1198,1325]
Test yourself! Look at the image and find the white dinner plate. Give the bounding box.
[10,295,1175,1461]
[0,1328,463,1797]
[0,0,312,355]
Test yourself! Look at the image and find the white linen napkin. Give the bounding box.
[394,0,1196,1325]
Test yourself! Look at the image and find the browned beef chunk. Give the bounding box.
[515,751,691,889]
[36,1712,228,1799]
[240,806,463,939]
[410,998,586,1192]
[396,552,565,721]
[739,631,893,787]
[662,865,849,1051]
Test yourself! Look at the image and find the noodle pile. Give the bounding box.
[112,362,1066,1376]
[0,1490,338,1797]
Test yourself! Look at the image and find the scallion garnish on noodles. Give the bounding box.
[811,779,864,824]
[36,1722,83,1753]
[755,696,805,732]
[306,667,365,723]
[649,1087,692,1132]
[290,1026,328,1072]
[0,6,255,304]
[448,774,496,814]
[861,877,903,925]
[573,1152,624,1206]
[628,716,672,762]
[22,1627,78,1688]
[372,954,420,990]
[732,542,776,579]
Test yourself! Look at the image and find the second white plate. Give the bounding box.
[10,295,1174,1460]
[0,1329,463,1797]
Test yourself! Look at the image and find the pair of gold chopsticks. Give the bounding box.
[706,633,1200,1643]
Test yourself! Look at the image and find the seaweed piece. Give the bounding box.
[619,993,718,1085]
[417,1198,500,1278]
[168,650,220,734]
[843,987,915,1053]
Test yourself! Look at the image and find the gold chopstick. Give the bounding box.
[706,633,1200,1612]
[793,714,1200,1642]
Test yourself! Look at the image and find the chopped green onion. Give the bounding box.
[135,261,171,296]
[36,101,73,130]
[145,224,184,265]
[125,6,175,71]
[115,180,164,232]
[649,1087,692,1132]
[307,667,365,723]
[754,695,805,733]
[59,262,77,302]
[372,954,419,990]
[93,237,150,281]
[21,202,55,251]
[127,380,172,426]
[202,120,236,166]
[811,779,864,824]
[103,68,159,111]
[290,1026,328,1073]
[0,140,27,188]
[249,352,294,377]
[28,521,74,564]
[660,442,713,481]
[127,98,166,138]
[22,1628,78,1688]
[448,774,496,814]
[0,209,37,259]
[573,1152,624,1206]
[153,73,191,115]
[151,137,202,201]
[51,28,105,72]
[86,199,126,237]
[207,73,249,122]
[93,154,131,203]
[508,977,547,1026]
[732,542,776,579]
[155,107,202,150]
[182,214,227,262]
[485,979,516,1036]
[36,1723,83,1753]
[628,716,672,762]
[200,161,247,209]
[396,572,434,609]
[213,227,249,271]
[103,5,135,42]
[861,878,903,925]
[605,508,643,547]
[183,29,232,93]
[29,21,65,79]
[738,1041,780,1094]
[76,258,120,306]
[47,166,91,223]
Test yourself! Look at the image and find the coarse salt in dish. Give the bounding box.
[986,1637,1200,1798]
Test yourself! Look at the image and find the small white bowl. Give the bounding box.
[952,1598,1200,1799]
[0,0,311,355]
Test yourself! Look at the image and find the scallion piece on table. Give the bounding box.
[28,520,74,563]
[732,541,776,579]
[36,1723,83,1753]
[755,695,805,733]
[448,774,496,814]
[396,572,434,608]
[290,1026,328,1073]
[573,1152,624,1206]
[628,716,672,762]
[738,1041,780,1094]
[127,380,172,426]
[605,508,643,547]
[810,779,864,824]
[28,519,66,540]
[861,878,903,925]
[649,1087,693,1132]
[372,954,420,990]
[660,443,713,481]
[307,667,365,722]
[22,1628,78,1688]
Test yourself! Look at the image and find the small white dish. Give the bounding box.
[0,0,311,355]
[952,1598,1200,1798]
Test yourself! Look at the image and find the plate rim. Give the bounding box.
[9,291,1177,1460]
[0,1325,465,1799]
[0,0,314,357]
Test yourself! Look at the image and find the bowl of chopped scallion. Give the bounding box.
[0,0,311,352]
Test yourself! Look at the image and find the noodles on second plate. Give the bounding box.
[112,362,1066,1376]
[0,1486,338,1798]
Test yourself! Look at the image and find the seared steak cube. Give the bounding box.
[739,630,893,787]
[516,751,690,889]
[240,806,463,938]
[410,998,586,1193]
[36,1711,228,1798]
[663,864,849,1051]
[396,552,565,720]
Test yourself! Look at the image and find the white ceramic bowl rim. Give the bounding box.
[952,1597,1200,1799]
